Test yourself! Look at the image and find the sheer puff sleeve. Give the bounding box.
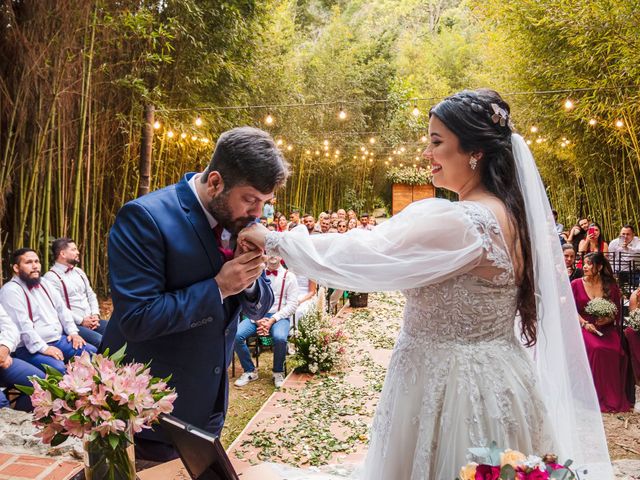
[265,198,485,292]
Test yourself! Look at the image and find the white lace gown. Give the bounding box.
[263,199,556,480]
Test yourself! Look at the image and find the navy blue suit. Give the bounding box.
[101,173,273,449]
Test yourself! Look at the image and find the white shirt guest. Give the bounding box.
[608,225,640,272]
[45,262,100,325]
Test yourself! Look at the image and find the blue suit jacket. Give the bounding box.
[101,173,273,443]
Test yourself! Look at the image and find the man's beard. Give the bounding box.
[69,257,80,266]
[19,271,41,288]
[206,192,255,234]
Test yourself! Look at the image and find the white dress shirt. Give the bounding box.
[267,266,299,321]
[188,173,259,300]
[0,304,19,353]
[0,276,78,353]
[44,263,100,324]
[608,236,640,272]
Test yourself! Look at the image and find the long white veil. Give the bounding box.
[512,133,612,479]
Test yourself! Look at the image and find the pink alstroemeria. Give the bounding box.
[38,422,64,444]
[59,368,95,395]
[153,392,177,416]
[31,382,53,420]
[88,384,109,408]
[51,398,72,413]
[63,417,90,438]
[93,418,127,437]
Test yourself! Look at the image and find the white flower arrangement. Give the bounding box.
[584,297,617,318]
[627,309,640,332]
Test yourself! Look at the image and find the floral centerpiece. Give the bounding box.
[386,166,432,185]
[17,345,177,480]
[456,442,576,480]
[457,443,576,480]
[292,306,347,374]
[584,297,617,319]
[626,309,640,332]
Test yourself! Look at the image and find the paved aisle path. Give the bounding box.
[227,292,403,475]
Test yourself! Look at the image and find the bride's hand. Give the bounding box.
[238,223,269,252]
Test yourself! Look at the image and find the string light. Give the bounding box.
[400,146,406,153]
[323,139,329,146]
[563,99,574,110]
[265,113,274,125]
[180,132,187,139]
[369,137,376,144]
[201,138,209,144]
[167,131,174,138]
[588,118,597,126]
[338,105,347,120]
[530,126,538,133]
[412,104,420,117]
[335,149,340,155]
[421,135,428,143]
[360,146,366,152]
[315,150,320,155]
[276,139,283,146]
[305,150,311,155]
[615,119,624,128]
[153,121,161,130]
[195,116,203,127]
[526,140,532,145]
[286,145,293,151]
[191,135,198,141]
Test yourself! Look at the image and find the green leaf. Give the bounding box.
[550,469,571,479]
[14,383,34,396]
[500,465,515,479]
[43,364,63,379]
[110,344,127,365]
[108,434,120,450]
[51,433,69,447]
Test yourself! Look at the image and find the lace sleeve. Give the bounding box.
[261,198,487,292]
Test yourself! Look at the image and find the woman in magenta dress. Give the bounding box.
[625,288,640,384]
[571,252,633,412]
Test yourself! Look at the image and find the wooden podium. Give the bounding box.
[391,183,435,215]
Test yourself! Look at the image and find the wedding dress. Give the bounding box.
[259,135,612,479]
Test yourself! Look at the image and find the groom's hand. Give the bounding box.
[215,249,266,299]
[238,223,269,252]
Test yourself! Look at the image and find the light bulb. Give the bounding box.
[338,107,347,120]
[588,118,597,126]
[153,121,161,130]
[369,137,376,144]
[412,104,420,116]
[191,135,198,141]
[265,113,274,125]
[421,136,428,143]
[180,132,187,139]
[323,139,329,146]
[615,119,624,128]
[530,126,538,133]
[564,99,574,110]
[276,139,283,146]
[286,145,293,151]
[195,116,203,127]
[167,131,174,138]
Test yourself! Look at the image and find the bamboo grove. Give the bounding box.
[1,0,639,295]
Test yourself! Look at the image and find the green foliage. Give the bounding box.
[386,166,432,185]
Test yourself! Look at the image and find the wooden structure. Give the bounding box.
[391,183,435,215]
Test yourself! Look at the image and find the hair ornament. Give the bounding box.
[490,103,514,131]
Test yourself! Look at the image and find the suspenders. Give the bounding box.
[276,271,289,311]
[49,270,71,309]
[11,280,55,323]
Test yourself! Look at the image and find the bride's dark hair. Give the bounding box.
[430,89,537,346]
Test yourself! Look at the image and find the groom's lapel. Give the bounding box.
[176,174,224,274]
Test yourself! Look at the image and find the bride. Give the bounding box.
[239,89,612,479]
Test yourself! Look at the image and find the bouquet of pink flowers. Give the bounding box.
[17,345,177,479]
[457,443,576,480]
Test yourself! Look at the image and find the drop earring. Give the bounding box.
[469,156,478,170]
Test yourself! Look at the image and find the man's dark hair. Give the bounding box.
[303,213,313,218]
[260,216,267,221]
[201,127,290,193]
[360,213,369,218]
[623,224,635,233]
[52,237,75,260]
[11,248,37,266]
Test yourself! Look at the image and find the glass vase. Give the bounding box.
[83,423,136,480]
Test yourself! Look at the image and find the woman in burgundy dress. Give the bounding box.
[625,288,640,384]
[571,252,632,412]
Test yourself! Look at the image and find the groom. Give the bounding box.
[101,126,289,461]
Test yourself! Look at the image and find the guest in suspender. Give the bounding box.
[44,238,107,348]
[0,249,96,374]
[234,254,299,388]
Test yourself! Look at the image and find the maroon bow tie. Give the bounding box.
[65,266,74,273]
[28,283,41,291]
[213,224,234,263]
[266,270,279,276]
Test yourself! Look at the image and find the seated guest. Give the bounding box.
[562,244,583,281]
[295,275,317,320]
[608,225,640,279]
[319,217,331,234]
[234,255,299,388]
[302,213,320,235]
[571,252,632,412]
[337,220,348,233]
[347,218,357,230]
[0,305,45,411]
[44,238,107,348]
[578,222,608,255]
[568,217,590,252]
[369,217,377,227]
[358,213,374,231]
[277,215,289,232]
[0,249,96,374]
[336,209,347,220]
[288,210,300,229]
[347,209,357,221]
[625,288,640,385]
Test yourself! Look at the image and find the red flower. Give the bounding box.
[475,464,501,480]
[516,468,549,480]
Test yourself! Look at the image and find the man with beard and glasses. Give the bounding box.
[0,249,96,374]
[100,126,287,462]
[44,238,106,348]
